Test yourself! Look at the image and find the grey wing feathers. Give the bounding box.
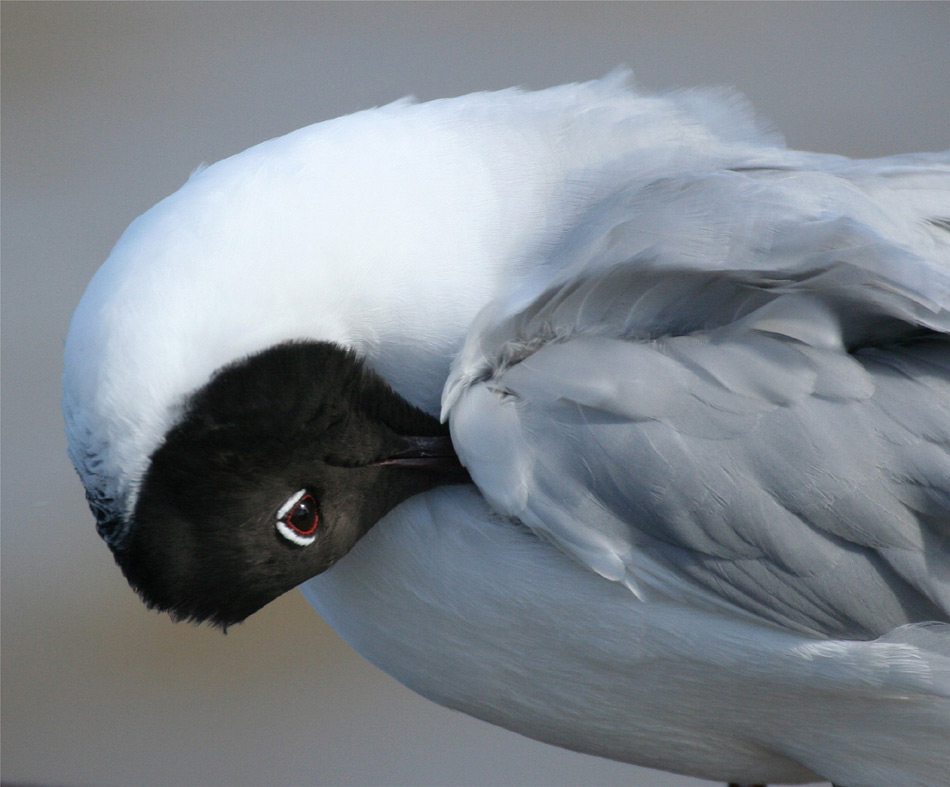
[446,155,950,640]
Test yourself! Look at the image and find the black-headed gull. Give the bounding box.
[63,74,949,786]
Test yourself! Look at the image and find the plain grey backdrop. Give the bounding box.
[3,3,949,785]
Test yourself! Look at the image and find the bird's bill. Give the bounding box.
[374,435,468,476]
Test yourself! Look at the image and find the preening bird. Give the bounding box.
[63,74,950,786]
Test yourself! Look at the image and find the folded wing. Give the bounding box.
[445,157,950,640]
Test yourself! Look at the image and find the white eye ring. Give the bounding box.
[276,489,307,520]
[275,489,318,547]
[276,519,317,547]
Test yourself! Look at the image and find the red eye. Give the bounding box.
[285,493,319,535]
[275,489,319,546]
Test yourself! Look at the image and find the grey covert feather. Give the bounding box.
[445,161,950,640]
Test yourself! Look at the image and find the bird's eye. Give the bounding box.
[275,489,319,546]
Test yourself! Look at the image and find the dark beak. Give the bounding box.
[375,435,469,478]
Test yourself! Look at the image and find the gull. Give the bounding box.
[62,74,950,786]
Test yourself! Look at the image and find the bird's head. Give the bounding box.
[62,80,617,627]
[79,341,468,628]
[60,93,507,628]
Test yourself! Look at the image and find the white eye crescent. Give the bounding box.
[275,489,319,546]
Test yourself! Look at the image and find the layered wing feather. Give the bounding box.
[445,155,950,640]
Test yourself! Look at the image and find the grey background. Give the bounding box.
[3,3,948,785]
